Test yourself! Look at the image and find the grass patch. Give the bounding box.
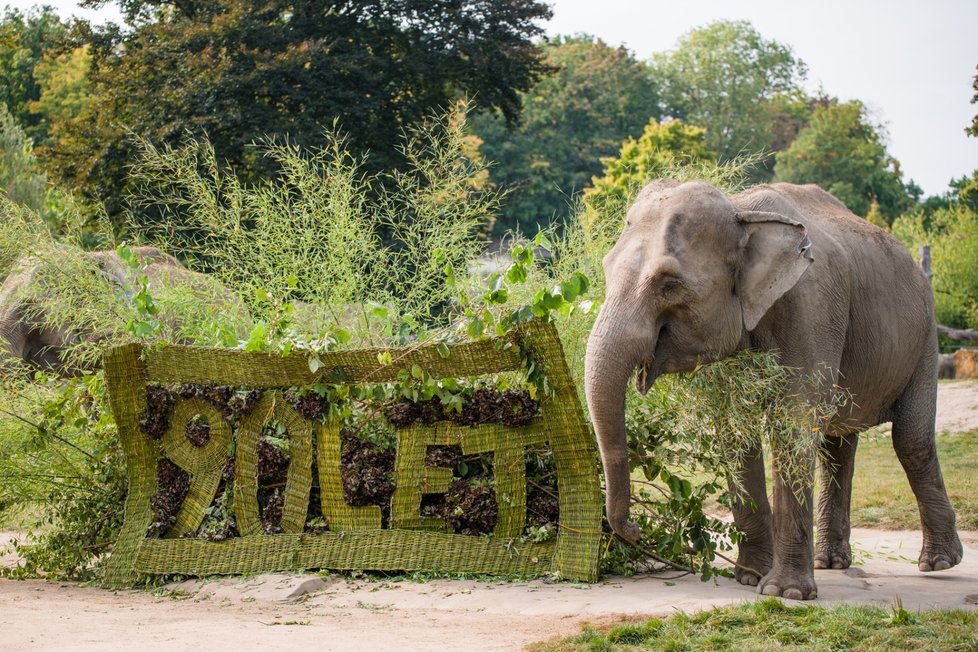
[851,430,978,530]
[528,598,978,651]
[686,429,978,532]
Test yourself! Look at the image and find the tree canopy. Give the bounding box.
[0,102,47,211]
[652,19,807,179]
[968,64,978,137]
[48,0,553,229]
[474,35,660,234]
[584,118,712,211]
[773,100,913,220]
[0,6,71,145]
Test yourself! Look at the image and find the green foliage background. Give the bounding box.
[651,19,808,179]
[774,100,914,220]
[474,36,661,234]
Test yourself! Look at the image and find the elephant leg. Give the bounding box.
[757,448,817,600]
[728,443,773,586]
[890,349,962,572]
[814,433,858,569]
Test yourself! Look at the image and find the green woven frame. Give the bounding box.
[102,321,603,588]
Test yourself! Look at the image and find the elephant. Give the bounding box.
[585,180,962,600]
[0,245,248,375]
[937,353,956,379]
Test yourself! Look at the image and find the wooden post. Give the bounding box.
[919,245,932,285]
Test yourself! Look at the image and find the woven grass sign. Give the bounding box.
[102,321,603,588]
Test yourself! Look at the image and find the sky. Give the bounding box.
[5,0,977,196]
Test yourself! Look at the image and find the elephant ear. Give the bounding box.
[735,210,814,331]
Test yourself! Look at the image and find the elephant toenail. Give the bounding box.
[933,560,951,571]
[760,585,780,596]
[782,588,803,600]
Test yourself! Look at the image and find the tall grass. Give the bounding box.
[125,103,496,345]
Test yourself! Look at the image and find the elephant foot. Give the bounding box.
[918,532,963,572]
[757,567,818,601]
[734,545,773,587]
[814,539,851,569]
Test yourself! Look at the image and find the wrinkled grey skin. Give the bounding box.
[585,180,962,600]
[0,246,245,375]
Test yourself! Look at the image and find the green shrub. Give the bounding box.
[892,205,978,331]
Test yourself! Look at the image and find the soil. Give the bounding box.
[934,379,978,433]
[2,380,977,651]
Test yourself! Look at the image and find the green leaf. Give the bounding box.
[505,262,527,284]
[244,323,268,352]
[308,355,322,374]
[560,272,590,301]
[486,288,509,304]
[436,342,450,359]
[467,316,485,338]
[368,302,389,319]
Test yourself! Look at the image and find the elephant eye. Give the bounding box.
[661,276,682,292]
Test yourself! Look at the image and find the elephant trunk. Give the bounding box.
[585,300,648,543]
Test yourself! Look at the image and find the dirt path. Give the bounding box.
[2,529,976,651]
[936,379,978,433]
[2,381,977,651]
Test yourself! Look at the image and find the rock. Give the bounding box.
[283,576,331,600]
[843,567,876,579]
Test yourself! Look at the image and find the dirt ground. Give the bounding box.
[2,381,977,651]
[934,379,978,433]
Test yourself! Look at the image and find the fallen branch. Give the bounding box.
[937,325,978,342]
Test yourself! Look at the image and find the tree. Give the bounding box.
[773,100,913,220]
[0,102,81,239]
[27,45,93,148]
[474,35,660,234]
[47,0,553,230]
[0,103,47,211]
[0,6,70,145]
[952,169,978,212]
[892,205,978,331]
[584,118,711,211]
[919,170,978,218]
[652,20,808,178]
[968,64,978,137]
